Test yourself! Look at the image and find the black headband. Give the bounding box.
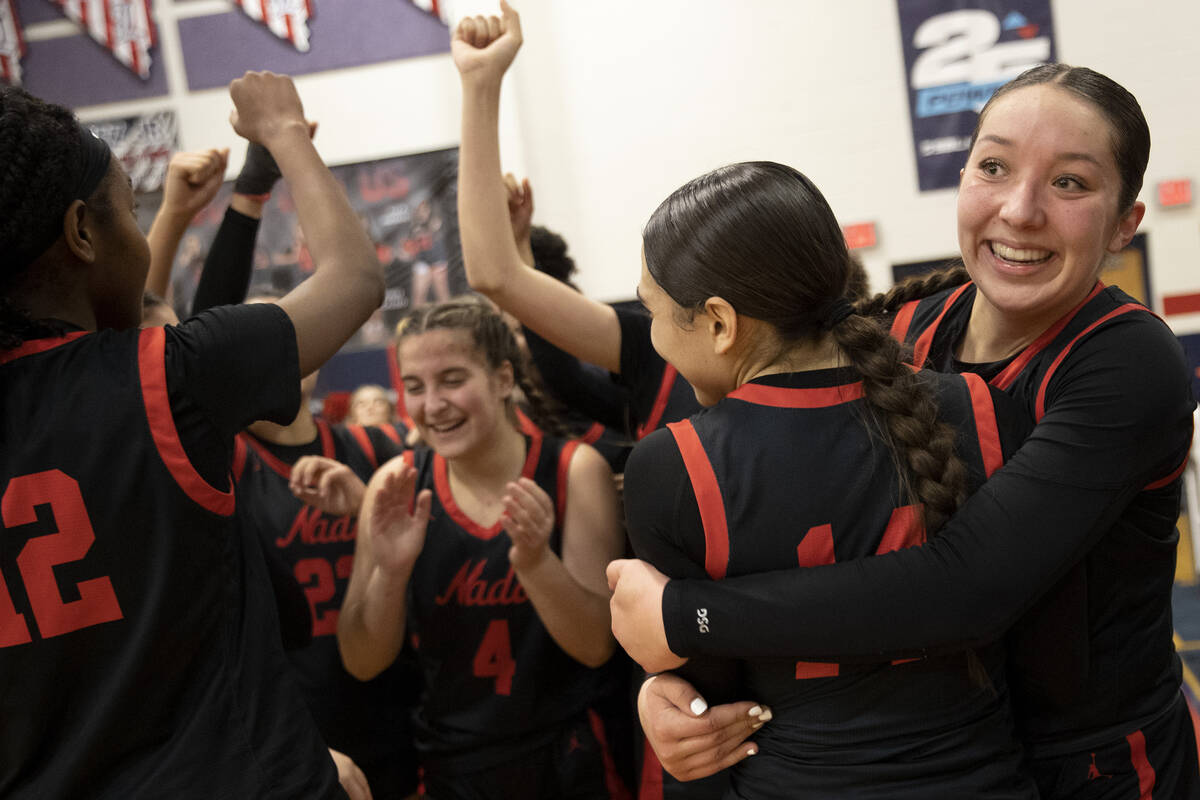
[73,126,112,202]
[15,127,112,271]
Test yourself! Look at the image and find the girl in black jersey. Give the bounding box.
[625,154,1037,798]
[0,75,384,797]
[338,300,628,800]
[611,65,1199,799]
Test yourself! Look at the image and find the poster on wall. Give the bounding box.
[136,146,463,363]
[87,109,178,193]
[896,0,1056,192]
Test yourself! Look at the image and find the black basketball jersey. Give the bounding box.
[233,420,418,795]
[628,369,1036,798]
[891,281,1194,755]
[404,430,616,775]
[0,311,339,798]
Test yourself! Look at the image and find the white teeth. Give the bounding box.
[991,242,1052,263]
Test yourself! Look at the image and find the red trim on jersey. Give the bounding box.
[911,284,972,368]
[1033,302,1142,421]
[379,422,404,447]
[433,429,543,541]
[580,421,605,444]
[588,709,634,800]
[1126,729,1156,799]
[636,365,679,440]
[638,739,665,800]
[232,435,250,482]
[890,299,919,343]
[556,440,580,524]
[667,420,729,580]
[137,327,234,516]
[874,505,924,554]
[795,661,839,679]
[1145,451,1190,491]
[402,450,415,468]
[346,424,378,469]
[0,331,89,364]
[991,282,1105,392]
[515,406,540,436]
[242,419,336,480]
[729,380,864,408]
[962,373,1004,477]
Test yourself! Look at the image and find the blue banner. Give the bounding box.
[897,0,1056,191]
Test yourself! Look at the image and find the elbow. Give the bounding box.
[338,641,385,682]
[578,636,617,670]
[464,267,503,297]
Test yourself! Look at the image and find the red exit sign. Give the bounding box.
[1158,179,1192,208]
[842,222,877,250]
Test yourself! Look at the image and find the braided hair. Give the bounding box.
[854,264,970,321]
[643,161,967,537]
[0,87,117,349]
[395,297,568,438]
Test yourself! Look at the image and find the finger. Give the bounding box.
[514,477,553,517]
[503,484,549,533]
[317,465,344,499]
[453,17,473,45]
[471,16,489,46]
[307,120,319,139]
[522,177,532,209]
[485,14,501,43]
[413,488,433,526]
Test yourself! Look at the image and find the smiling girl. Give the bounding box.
[338,299,628,800]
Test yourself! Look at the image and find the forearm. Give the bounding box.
[517,553,614,668]
[145,209,192,298]
[268,125,383,374]
[337,565,409,680]
[192,207,259,314]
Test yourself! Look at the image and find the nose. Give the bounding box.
[998,177,1045,230]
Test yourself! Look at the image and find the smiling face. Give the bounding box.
[398,328,514,459]
[957,84,1144,337]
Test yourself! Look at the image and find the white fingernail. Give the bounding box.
[746,746,757,756]
[748,705,762,717]
[751,722,763,730]
[689,697,708,716]
[758,709,773,723]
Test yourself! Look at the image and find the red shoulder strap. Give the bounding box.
[637,365,680,440]
[961,373,1004,477]
[666,420,729,580]
[912,284,971,369]
[346,424,378,469]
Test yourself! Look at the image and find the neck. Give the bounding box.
[446,418,528,494]
[958,281,1095,364]
[247,402,318,445]
[741,332,844,386]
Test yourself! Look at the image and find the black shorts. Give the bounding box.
[419,712,629,800]
[1028,691,1200,799]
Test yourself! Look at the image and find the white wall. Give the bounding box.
[68,0,1200,334]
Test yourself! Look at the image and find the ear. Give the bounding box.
[494,359,516,397]
[62,200,97,263]
[1107,201,1145,254]
[702,296,739,356]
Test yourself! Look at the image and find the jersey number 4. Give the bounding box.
[0,470,124,648]
[473,619,516,696]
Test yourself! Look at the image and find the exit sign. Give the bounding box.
[1158,179,1192,208]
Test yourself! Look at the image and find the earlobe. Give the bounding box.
[62,200,96,263]
[1108,201,1146,253]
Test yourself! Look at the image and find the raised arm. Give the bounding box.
[228,72,383,376]
[145,148,229,297]
[503,444,622,667]
[454,4,622,374]
[337,458,431,680]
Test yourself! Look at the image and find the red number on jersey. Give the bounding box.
[473,618,516,696]
[793,505,923,679]
[295,554,356,638]
[1,470,124,646]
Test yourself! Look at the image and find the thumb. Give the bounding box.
[499,0,522,39]
[605,558,628,592]
[647,673,709,717]
[413,488,433,526]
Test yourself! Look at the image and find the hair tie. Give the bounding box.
[821,298,855,329]
[73,127,112,202]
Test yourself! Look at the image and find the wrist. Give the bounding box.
[261,120,314,154]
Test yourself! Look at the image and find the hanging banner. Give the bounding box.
[407,0,452,26]
[51,0,156,79]
[87,109,178,193]
[233,0,313,52]
[0,0,25,85]
[896,0,1055,192]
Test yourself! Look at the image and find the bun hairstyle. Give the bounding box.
[0,87,113,349]
[643,161,966,535]
[970,63,1150,214]
[395,297,567,438]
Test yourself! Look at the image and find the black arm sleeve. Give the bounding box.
[525,326,631,431]
[662,318,1194,662]
[190,207,260,316]
[624,431,743,704]
[614,308,671,426]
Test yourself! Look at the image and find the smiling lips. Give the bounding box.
[990,241,1053,265]
[428,419,466,434]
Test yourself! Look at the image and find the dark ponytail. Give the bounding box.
[643,161,966,536]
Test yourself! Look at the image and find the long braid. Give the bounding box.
[831,311,967,536]
[855,265,970,320]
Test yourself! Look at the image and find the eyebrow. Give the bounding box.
[978,135,1104,167]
